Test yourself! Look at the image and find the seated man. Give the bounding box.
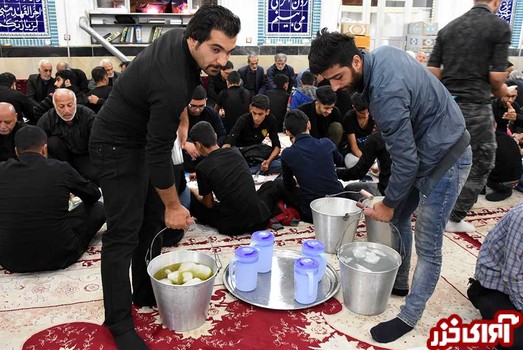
[86,66,113,114]
[279,110,344,223]
[37,89,98,184]
[223,94,281,174]
[214,70,251,133]
[188,121,272,236]
[467,201,523,349]
[266,53,296,92]
[238,53,266,96]
[207,60,233,107]
[342,92,375,168]
[0,72,35,123]
[492,84,523,133]
[0,126,105,272]
[288,71,317,110]
[337,131,391,201]
[27,59,55,105]
[56,62,89,93]
[0,102,26,161]
[298,85,344,149]
[182,85,226,173]
[88,59,120,90]
[264,74,290,132]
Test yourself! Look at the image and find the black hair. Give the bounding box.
[283,109,309,136]
[227,70,241,85]
[184,5,241,42]
[0,72,16,87]
[223,61,234,70]
[192,85,207,100]
[274,74,289,89]
[55,69,77,86]
[301,71,316,86]
[351,92,367,112]
[15,125,47,153]
[251,94,270,110]
[119,60,131,68]
[308,28,362,75]
[316,85,337,105]
[91,66,107,83]
[189,121,217,148]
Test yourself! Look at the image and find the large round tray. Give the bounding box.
[223,249,340,310]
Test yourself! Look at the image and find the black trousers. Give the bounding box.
[467,279,523,349]
[48,136,99,185]
[90,143,169,336]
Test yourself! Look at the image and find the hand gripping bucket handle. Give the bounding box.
[145,227,222,272]
[327,191,406,261]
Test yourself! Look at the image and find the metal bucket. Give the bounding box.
[337,241,401,315]
[364,196,397,248]
[146,229,221,331]
[310,197,362,254]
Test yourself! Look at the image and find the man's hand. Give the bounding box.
[503,101,517,121]
[178,107,189,148]
[261,160,270,172]
[88,95,99,104]
[183,142,201,159]
[363,200,394,223]
[165,204,193,230]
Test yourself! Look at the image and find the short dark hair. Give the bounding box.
[189,121,217,148]
[15,125,47,153]
[227,70,241,85]
[351,92,367,112]
[119,60,131,68]
[184,5,241,43]
[301,71,316,86]
[284,109,309,136]
[192,85,207,100]
[0,72,16,87]
[91,66,107,83]
[316,85,337,105]
[56,69,77,86]
[251,94,270,110]
[274,74,289,89]
[223,61,234,70]
[308,28,362,75]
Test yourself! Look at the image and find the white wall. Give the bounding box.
[320,0,343,32]
[433,0,472,29]
[220,0,258,46]
[56,0,95,46]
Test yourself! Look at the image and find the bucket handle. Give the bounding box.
[334,212,363,253]
[145,227,222,274]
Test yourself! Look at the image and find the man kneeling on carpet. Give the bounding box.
[467,201,523,349]
[189,121,280,235]
[0,125,105,272]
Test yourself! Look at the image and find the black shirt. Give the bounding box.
[90,29,201,189]
[428,3,511,103]
[489,131,522,183]
[225,112,281,149]
[207,74,227,105]
[0,122,25,161]
[37,105,96,155]
[264,88,290,132]
[87,85,113,114]
[342,109,375,151]
[188,106,227,146]
[216,85,251,133]
[196,147,270,231]
[298,101,343,139]
[0,85,35,122]
[492,98,523,133]
[0,152,101,272]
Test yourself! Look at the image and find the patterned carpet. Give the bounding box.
[2,191,522,350]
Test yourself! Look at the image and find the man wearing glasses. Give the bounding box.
[182,85,227,172]
[27,59,55,105]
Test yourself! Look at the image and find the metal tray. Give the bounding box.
[223,249,340,310]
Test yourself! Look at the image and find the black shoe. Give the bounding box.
[480,186,486,195]
[391,287,409,297]
[485,190,512,202]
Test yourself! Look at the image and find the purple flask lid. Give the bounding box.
[235,246,259,262]
[295,257,319,270]
[303,240,325,253]
[252,230,275,246]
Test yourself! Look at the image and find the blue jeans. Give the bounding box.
[250,158,282,174]
[392,146,472,327]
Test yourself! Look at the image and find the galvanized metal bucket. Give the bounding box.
[310,197,362,253]
[337,241,401,315]
[146,229,221,331]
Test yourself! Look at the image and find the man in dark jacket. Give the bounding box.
[309,29,472,343]
[27,59,55,105]
[56,62,89,93]
[215,70,251,133]
[206,60,233,106]
[86,66,112,114]
[266,53,296,91]
[264,74,290,131]
[88,6,240,348]
[0,102,26,161]
[0,125,105,273]
[238,53,266,96]
[0,72,35,123]
[37,89,97,184]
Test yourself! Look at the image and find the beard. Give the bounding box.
[340,66,364,94]
[203,65,222,76]
[56,105,77,122]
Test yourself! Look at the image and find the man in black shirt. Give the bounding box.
[427,0,512,233]
[224,94,281,174]
[27,59,55,105]
[0,72,35,123]
[182,85,226,172]
[56,62,89,93]
[37,89,97,185]
[88,6,240,349]
[189,121,271,235]
[215,70,251,133]
[206,60,233,106]
[266,53,296,91]
[298,85,344,148]
[264,74,290,131]
[0,102,25,161]
[0,126,105,273]
[86,66,112,114]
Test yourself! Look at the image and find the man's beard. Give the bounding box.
[57,106,77,122]
[343,67,363,93]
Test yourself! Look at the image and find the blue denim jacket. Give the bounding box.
[361,46,469,208]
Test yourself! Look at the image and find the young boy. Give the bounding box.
[279,109,344,222]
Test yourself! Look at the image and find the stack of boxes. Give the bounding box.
[405,21,438,55]
[341,22,371,50]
